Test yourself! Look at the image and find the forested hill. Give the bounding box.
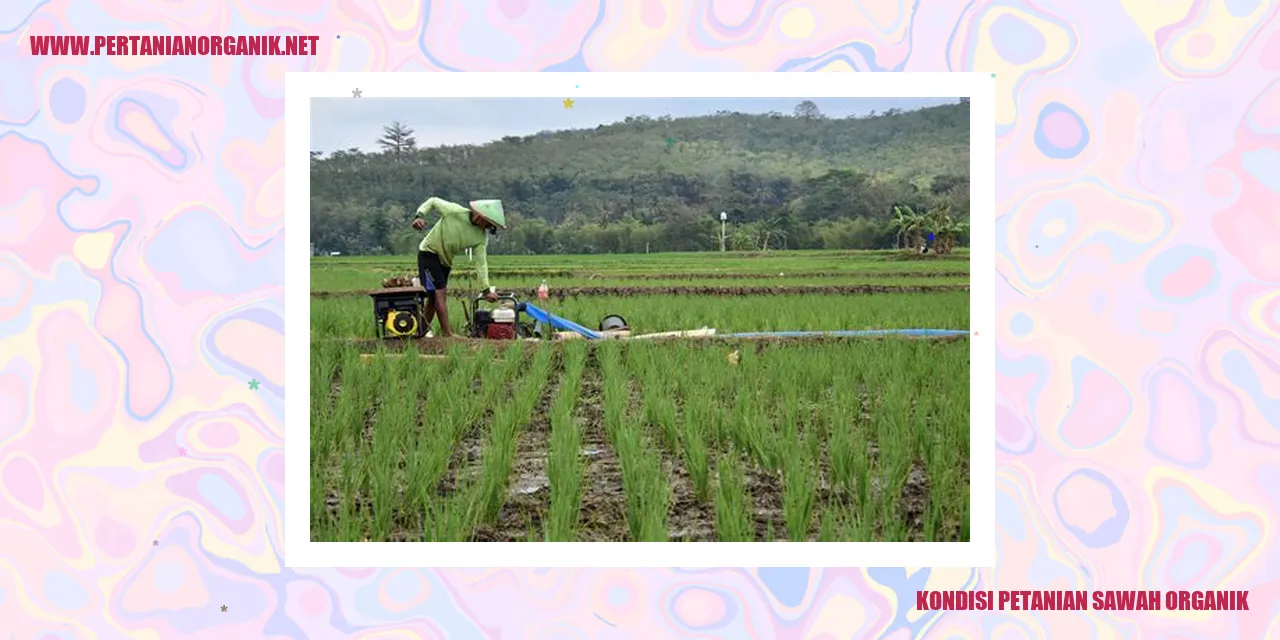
[310,100,971,255]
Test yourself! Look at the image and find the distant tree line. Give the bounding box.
[310,101,971,255]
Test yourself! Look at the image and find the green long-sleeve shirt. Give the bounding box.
[416,197,491,290]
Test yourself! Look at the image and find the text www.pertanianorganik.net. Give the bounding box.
[29,35,319,56]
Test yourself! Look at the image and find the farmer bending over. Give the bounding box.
[411,197,505,337]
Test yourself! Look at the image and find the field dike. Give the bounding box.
[572,270,969,281]
[312,283,969,299]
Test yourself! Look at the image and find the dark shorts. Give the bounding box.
[417,250,450,292]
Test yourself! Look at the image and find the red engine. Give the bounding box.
[485,323,517,340]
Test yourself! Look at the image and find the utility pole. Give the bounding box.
[720,212,727,252]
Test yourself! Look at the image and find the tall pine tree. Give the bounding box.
[377,121,417,159]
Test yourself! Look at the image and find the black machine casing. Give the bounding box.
[470,308,493,339]
[370,288,428,339]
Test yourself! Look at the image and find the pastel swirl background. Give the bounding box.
[3,0,1280,637]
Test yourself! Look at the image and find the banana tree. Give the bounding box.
[891,205,926,250]
[926,206,968,254]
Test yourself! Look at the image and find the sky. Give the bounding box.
[309,97,961,152]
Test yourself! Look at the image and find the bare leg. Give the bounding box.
[434,289,453,337]
[421,291,436,332]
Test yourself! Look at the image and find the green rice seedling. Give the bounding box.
[713,453,753,542]
[923,447,945,542]
[828,507,875,541]
[364,347,426,540]
[641,375,681,454]
[652,344,717,504]
[310,340,340,423]
[311,259,970,543]
[876,378,913,542]
[423,495,472,542]
[781,427,817,542]
[599,345,626,438]
[826,380,857,503]
[851,511,874,540]
[818,506,867,542]
[936,346,970,540]
[613,425,669,541]
[415,345,528,541]
[432,345,527,535]
[818,508,838,542]
[312,249,969,285]
[311,291,969,339]
[730,392,778,473]
[309,341,347,533]
[472,347,554,527]
[337,436,363,541]
[599,342,670,541]
[367,435,396,537]
[546,342,588,541]
[681,398,712,502]
[326,347,380,537]
[366,373,397,539]
[309,301,354,338]
[849,399,871,515]
[351,353,389,538]
[671,343,730,450]
[404,345,484,521]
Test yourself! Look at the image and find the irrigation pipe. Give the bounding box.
[717,329,968,338]
[523,303,967,341]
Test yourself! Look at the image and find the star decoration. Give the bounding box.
[336,35,341,39]
[352,88,362,98]
[152,540,159,546]
[973,331,979,337]
[221,605,228,613]
[563,98,574,109]
[178,447,187,457]
[249,379,261,391]
[990,73,996,78]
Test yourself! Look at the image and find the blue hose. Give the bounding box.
[717,329,968,338]
[521,303,603,339]
[522,302,967,340]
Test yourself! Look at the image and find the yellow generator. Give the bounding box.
[369,288,427,339]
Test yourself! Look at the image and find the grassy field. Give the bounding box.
[311,249,969,291]
[310,250,970,542]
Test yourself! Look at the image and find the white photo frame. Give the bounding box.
[285,72,995,568]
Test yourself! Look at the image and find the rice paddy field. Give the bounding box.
[310,250,971,542]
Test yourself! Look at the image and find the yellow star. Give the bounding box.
[563,98,574,109]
